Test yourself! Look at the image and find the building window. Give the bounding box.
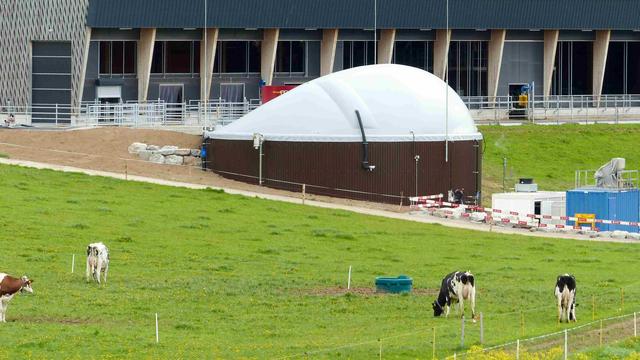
[552,41,593,96]
[214,41,261,74]
[447,41,487,97]
[393,41,434,72]
[99,41,136,76]
[275,41,306,74]
[342,41,375,69]
[151,41,200,75]
[603,41,640,95]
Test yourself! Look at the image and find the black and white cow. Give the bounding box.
[555,274,577,323]
[432,271,476,321]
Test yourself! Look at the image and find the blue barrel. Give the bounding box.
[375,275,413,293]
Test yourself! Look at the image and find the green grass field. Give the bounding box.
[1,164,640,358]
[480,124,640,203]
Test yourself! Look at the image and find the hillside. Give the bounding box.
[480,124,640,203]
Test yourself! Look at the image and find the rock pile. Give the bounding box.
[128,142,202,166]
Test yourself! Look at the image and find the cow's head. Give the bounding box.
[20,276,34,294]
[432,300,444,317]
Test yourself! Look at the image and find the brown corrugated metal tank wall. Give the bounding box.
[205,139,482,204]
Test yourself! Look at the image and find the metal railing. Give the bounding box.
[575,169,640,189]
[3,94,640,129]
[463,94,640,124]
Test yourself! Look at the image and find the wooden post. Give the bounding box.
[600,319,603,347]
[635,312,637,337]
[302,184,306,205]
[460,317,465,348]
[432,327,436,359]
[480,312,484,345]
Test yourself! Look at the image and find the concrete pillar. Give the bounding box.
[488,29,506,103]
[320,29,338,76]
[77,26,92,108]
[377,29,396,64]
[261,28,280,86]
[138,28,157,102]
[434,29,452,79]
[543,30,559,97]
[593,30,611,101]
[200,28,219,101]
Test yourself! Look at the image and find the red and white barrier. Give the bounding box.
[412,195,640,229]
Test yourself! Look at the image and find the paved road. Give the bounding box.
[1,157,636,244]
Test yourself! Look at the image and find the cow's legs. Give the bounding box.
[0,298,6,323]
[103,264,108,284]
[557,295,563,322]
[95,258,102,284]
[470,288,476,321]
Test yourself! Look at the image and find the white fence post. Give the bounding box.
[635,312,637,337]
[564,329,568,360]
[347,265,352,290]
[155,313,159,343]
[460,317,465,348]
[516,339,520,360]
[480,312,484,344]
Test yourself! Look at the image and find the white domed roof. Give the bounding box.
[206,64,482,142]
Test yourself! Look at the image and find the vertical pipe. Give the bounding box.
[378,338,382,360]
[155,313,159,343]
[502,158,507,192]
[445,0,449,163]
[592,295,595,321]
[302,184,306,205]
[71,254,75,273]
[516,339,520,360]
[258,140,263,186]
[635,312,637,337]
[347,266,352,290]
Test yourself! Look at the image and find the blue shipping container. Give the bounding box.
[566,189,640,232]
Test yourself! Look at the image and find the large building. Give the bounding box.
[3,0,640,112]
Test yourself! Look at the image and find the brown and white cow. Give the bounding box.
[0,273,34,323]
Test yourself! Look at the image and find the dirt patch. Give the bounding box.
[0,127,410,213]
[303,287,439,297]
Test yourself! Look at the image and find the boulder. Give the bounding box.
[183,156,202,166]
[164,155,184,165]
[626,232,640,241]
[138,150,153,161]
[191,149,201,157]
[147,145,160,151]
[174,148,191,156]
[149,153,165,164]
[128,142,147,154]
[159,145,178,156]
[611,230,629,239]
[469,212,487,222]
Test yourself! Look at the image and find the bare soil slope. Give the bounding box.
[0,127,401,211]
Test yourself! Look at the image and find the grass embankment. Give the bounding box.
[480,124,640,203]
[1,164,639,358]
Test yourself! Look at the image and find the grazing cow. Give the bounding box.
[86,242,109,284]
[432,271,476,321]
[555,274,577,323]
[0,273,34,323]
